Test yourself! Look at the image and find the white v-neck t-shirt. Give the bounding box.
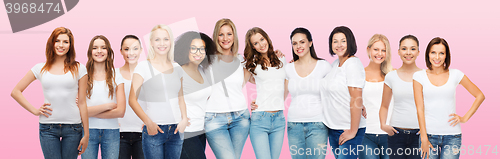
[31,63,87,124]
[253,57,287,112]
[133,60,183,125]
[322,57,366,129]
[384,70,419,129]
[285,59,331,122]
[87,70,124,129]
[413,69,464,135]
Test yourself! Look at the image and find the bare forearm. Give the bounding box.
[463,93,485,121]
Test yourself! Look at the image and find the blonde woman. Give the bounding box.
[129,24,189,159]
[359,34,393,159]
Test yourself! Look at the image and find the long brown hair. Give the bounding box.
[41,27,79,77]
[244,27,282,75]
[86,35,116,99]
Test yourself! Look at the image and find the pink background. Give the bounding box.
[1,0,499,158]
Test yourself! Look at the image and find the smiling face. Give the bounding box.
[54,34,70,56]
[368,41,387,64]
[218,25,234,52]
[120,38,141,64]
[291,33,312,58]
[398,39,419,64]
[332,33,347,57]
[428,43,447,69]
[151,29,171,56]
[250,33,269,54]
[188,39,206,65]
[92,39,108,63]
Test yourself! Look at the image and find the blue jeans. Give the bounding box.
[359,134,389,159]
[250,111,286,159]
[328,128,366,159]
[82,129,120,159]
[142,124,183,159]
[288,122,329,159]
[39,123,83,159]
[388,127,420,159]
[181,131,207,159]
[119,132,144,159]
[420,134,462,159]
[205,109,250,159]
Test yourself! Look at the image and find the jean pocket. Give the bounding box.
[204,113,216,123]
[287,122,295,131]
[72,124,83,133]
[39,124,52,132]
[251,112,263,121]
[453,134,462,138]
[314,122,327,130]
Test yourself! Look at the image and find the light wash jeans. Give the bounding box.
[205,109,251,159]
[250,110,286,159]
[420,134,462,159]
[39,123,83,159]
[81,128,120,159]
[288,122,329,159]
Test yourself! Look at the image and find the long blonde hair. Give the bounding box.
[212,18,239,56]
[147,24,175,62]
[367,34,393,76]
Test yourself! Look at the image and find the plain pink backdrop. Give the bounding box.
[1,0,499,158]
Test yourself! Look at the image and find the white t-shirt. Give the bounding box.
[322,57,366,129]
[87,70,124,129]
[286,60,331,122]
[134,60,183,125]
[206,55,247,113]
[31,63,87,124]
[363,81,393,134]
[117,68,144,133]
[183,67,212,132]
[413,69,464,135]
[253,57,287,112]
[384,70,419,129]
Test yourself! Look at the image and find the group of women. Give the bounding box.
[11,18,485,159]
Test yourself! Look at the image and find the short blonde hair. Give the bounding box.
[367,34,393,76]
[147,24,175,62]
[212,18,239,56]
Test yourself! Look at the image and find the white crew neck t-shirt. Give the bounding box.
[116,68,144,133]
[206,54,247,113]
[253,57,287,112]
[363,81,393,134]
[384,70,419,129]
[134,60,183,125]
[322,57,366,129]
[285,59,331,122]
[31,63,87,124]
[413,69,464,135]
[182,67,212,132]
[87,70,124,129]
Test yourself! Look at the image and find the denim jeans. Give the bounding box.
[388,127,420,159]
[180,131,207,159]
[142,124,183,159]
[250,111,286,159]
[205,109,250,159]
[119,132,144,159]
[287,122,329,159]
[359,134,389,159]
[39,123,83,159]
[420,134,461,159]
[328,128,366,159]
[82,128,120,159]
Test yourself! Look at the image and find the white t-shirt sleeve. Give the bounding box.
[345,58,365,88]
[279,57,287,67]
[319,60,332,76]
[78,63,87,79]
[114,70,124,85]
[454,69,465,85]
[412,70,425,84]
[133,61,149,79]
[31,63,44,79]
[384,71,394,89]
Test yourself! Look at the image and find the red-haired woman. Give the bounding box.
[11,27,89,159]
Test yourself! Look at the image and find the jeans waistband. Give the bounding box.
[394,127,419,134]
[39,123,82,127]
